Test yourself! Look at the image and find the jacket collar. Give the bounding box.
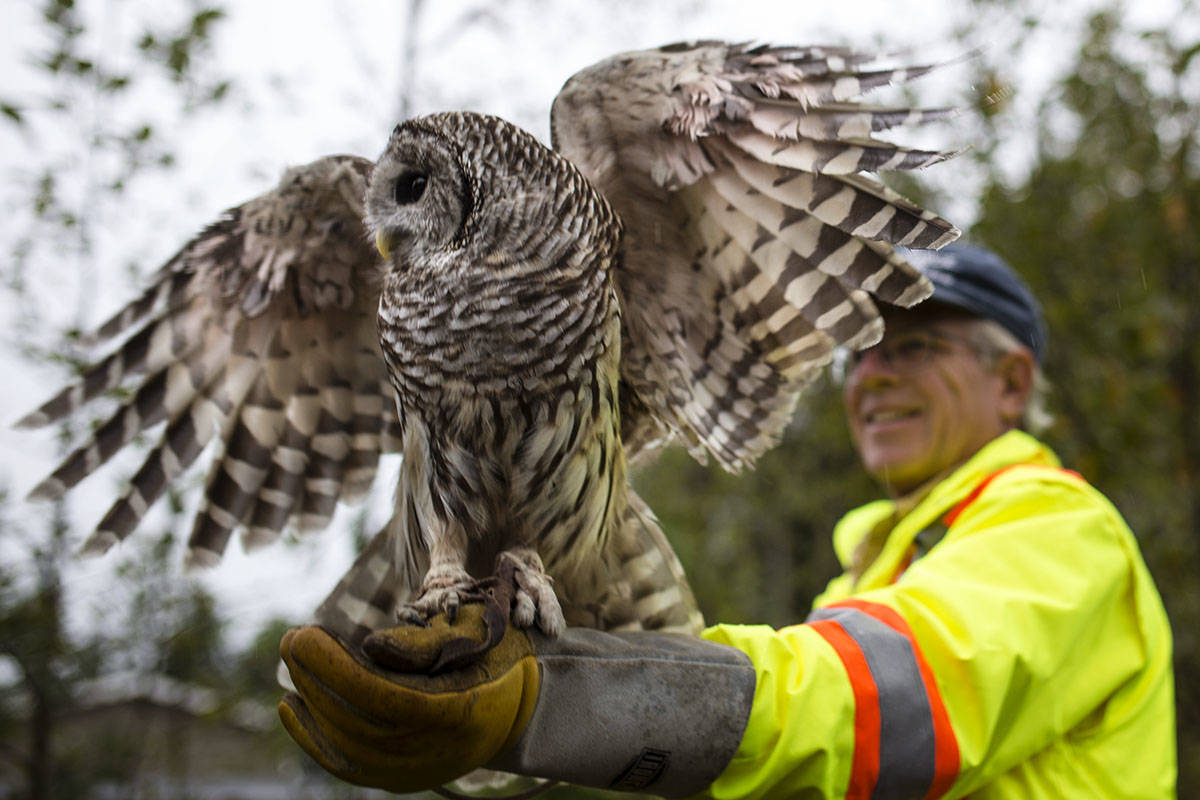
[833,430,1060,588]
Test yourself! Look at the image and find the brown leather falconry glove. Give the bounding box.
[279,605,538,792]
[279,606,755,797]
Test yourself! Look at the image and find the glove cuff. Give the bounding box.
[487,629,755,797]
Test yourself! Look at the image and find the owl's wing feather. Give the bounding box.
[19,155,402,563]
[551,41,961,470]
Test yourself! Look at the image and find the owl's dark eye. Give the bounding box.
[394,171,428,205]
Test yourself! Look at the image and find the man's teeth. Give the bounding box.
[868,409,915,423]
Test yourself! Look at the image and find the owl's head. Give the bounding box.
[365,112,618,278]
[366,112,621,393]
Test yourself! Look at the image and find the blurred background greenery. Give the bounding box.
[1,0,1196,797]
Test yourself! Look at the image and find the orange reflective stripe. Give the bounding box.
[834,599,960,798]
[943,463,1083,527]
[808,618,881,800]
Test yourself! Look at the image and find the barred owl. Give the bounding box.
[21,41,959,643]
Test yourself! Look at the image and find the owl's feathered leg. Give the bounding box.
[401,518,477,625]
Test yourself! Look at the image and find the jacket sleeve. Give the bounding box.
[700,468,1157,799]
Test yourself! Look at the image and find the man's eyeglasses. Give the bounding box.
[833,329,987,382]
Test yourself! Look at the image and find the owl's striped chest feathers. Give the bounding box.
[395,307,624,578]
[407,341,623,563]
[379,245,625,576]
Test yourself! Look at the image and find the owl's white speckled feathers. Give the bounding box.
[21,41,959,643]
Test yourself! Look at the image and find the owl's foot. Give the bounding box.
[400,551,564,641]
[497,548,565,638]
[401,563,478,626]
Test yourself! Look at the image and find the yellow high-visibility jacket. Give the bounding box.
[702,430,1175,799]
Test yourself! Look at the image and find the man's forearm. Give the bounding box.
[490,628,756,797]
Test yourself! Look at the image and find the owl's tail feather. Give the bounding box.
[560,489,705,636]
[311,523,421,648]
[614,490,706,635]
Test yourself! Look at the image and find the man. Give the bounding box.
[277,245,1176,798]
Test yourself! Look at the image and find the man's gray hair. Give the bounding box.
[971,319,1053,434]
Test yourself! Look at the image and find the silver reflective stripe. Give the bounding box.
[807,606,936,799]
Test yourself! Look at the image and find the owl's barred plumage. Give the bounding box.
[549,43,959,477]
[20,41,961,642]
[23,156,401,565]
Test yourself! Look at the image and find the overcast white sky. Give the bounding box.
[1,0,1192,650]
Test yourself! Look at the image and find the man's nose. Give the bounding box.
[844,346,900,391]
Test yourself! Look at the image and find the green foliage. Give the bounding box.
[234,616,295,702]
[0,488,99,799]
[137,6,229,96]
[110,531,232,681]
[6,0,235,354]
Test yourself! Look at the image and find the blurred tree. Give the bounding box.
[635,378,873,628]
[5,0,234,348]
[234,616,295,703]
[106,529,232,683]
[0,489,94,800]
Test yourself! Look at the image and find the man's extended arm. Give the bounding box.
[281,467,1173,798]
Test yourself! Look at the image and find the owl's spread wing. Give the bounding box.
[551,41,961,469]
[19,155,402,564]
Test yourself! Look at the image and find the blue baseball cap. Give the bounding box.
[901,244,1047,362]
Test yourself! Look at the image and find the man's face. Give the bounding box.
[842,310,1018,496]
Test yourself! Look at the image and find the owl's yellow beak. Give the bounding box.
[375,230,393,261]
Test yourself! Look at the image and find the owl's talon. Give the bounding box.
[497,549,565,637]
[404,564,478,625]
[397,606,431,627]
[512,591,537,629]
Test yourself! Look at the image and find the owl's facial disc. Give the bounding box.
[366,124,473,266]
[376,170,431,259]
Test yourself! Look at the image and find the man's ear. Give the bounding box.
[995,349,1035,427]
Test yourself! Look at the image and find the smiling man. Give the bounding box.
[278,245,1177,798]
